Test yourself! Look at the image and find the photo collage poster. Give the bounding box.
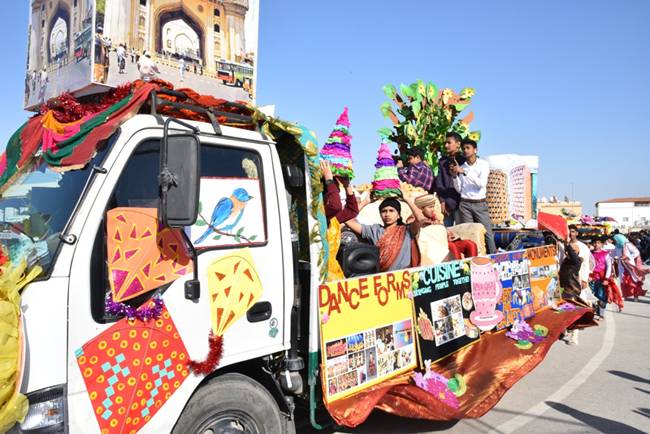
[319,270,416,402]
[412,260,480,366]
[490,250,535,330]
[526,245,559,310]
[324,318,415,401]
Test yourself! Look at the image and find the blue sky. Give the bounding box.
[1,0,648,213]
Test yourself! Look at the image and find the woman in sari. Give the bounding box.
[558,240,584,345]
[345,198,416,271]
[614,234,649,301]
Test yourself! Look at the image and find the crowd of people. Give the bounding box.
[319,133,496,278]
[24,67,50,104]
[101,38,204,84]
[320,131,498,282]
[558,225,649,344]
[396,132,496,252]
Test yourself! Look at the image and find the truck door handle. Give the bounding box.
[246,301,272,323]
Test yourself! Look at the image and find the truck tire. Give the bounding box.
[172,373,293,434]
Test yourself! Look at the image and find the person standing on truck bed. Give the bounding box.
[451,138,497,254]
[435,132,466,227]
[345,198,418,271]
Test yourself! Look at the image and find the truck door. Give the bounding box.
[66,129,291,433]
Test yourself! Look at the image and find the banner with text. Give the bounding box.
[319,270,416,403]
[526,245,559,310]
[412,260,480,367]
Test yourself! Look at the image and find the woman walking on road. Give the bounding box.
[614,234,649,301]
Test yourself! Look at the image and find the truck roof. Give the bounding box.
[120,114,275,145]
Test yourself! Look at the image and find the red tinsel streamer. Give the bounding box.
[41,83,133,123]
[186,333,224,376]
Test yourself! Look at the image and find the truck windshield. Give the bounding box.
[0,156,102,276]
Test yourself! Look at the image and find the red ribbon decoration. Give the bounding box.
[186,333,224,376]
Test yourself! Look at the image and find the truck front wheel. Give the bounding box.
[173,372,293,434]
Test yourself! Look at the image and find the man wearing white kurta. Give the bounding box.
[451,138,497,253]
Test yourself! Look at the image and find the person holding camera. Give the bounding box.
[435,132,466,227]
[451,138,497,254]
[396,147,433,192]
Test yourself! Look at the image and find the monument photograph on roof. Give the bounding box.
[24,0,259,110]
[25,0,94,108]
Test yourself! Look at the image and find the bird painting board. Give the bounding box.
[411,260,480,367]
[319,270,416,403]
[190,177,265,249]
[25,0,260,110]
[490,250,535,330]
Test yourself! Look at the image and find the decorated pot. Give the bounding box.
[469,257,504,330]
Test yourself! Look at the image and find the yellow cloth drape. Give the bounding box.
[40,110,85,135]
[0,261,42,432]
[326,219,344,282]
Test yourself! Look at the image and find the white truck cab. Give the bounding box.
[7,112,326,433]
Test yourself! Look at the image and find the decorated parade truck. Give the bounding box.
[0,83,594,434]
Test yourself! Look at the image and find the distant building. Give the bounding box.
[537,200,583,220]
[596,197,650,230]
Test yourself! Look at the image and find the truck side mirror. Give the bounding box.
[158,118,202,302]
[159,121,201,228]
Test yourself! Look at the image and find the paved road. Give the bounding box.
[105,52,250,101]
[324,283,650,434]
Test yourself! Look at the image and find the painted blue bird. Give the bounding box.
[194,188,253,244]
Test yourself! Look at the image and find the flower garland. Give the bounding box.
[105,293,164,322]
[40,84,133,123]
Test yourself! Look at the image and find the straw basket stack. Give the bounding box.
[486,170,508,224]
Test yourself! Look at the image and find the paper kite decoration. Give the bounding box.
[371,142,401,198]
[319,107,355,179]
[75,303,189,433]
[107,208,192,302]
[207,249,264,336]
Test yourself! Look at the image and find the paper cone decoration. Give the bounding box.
[371,142,401,198]
[107,208,192,302]
[319,107,355,179]
[207,249,264,336]
[75,304,189,433]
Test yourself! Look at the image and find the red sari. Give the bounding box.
[619,243,648,298]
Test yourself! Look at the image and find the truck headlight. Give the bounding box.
[19,385,66,433]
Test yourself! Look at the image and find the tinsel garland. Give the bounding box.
[187,333,224,376]
[105,293,164,322]
[41,84,133,123]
